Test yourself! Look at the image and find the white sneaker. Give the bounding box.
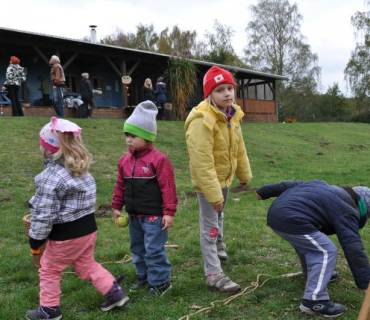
[206,274,240,293]
[217,241,228,261]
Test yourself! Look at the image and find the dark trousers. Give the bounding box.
[42,94,50,106]
[8,85,24,116]
[82,98,94,118]
[157,103,166,120]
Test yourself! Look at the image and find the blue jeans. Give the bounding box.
[129,216,171,286]
[53,86,64,117]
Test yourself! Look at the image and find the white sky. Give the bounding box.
[2,0,367,96]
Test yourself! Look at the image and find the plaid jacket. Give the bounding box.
[29,159,96,240]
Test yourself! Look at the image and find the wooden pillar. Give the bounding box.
[121,60,127,108]
[358,287,370,320]
[255,83,257,100]
[241,79,245,112]
[273,80,277,119]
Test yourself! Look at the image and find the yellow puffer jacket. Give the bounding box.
[185,100,252,205]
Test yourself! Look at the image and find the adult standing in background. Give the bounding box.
[50,55,65,118]
[1,56,26,116]
[80,73,95,118]
[37,76,50,106]
[141,78,155,103]
[155,77,167,120]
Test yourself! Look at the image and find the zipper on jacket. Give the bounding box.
[131,151,138,215]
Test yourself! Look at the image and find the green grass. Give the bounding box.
[1,117,369,319]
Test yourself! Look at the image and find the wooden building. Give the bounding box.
[0,26,287,122]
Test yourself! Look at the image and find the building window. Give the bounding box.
[91,77,105,95]
[64,75,80,93]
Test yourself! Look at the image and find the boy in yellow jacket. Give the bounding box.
[185,66,252,293]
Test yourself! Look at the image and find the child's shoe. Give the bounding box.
[101,275,129,312]
[130,276,149,292]
[26,306,62,320]
[329,271,339,282]
[206,274,240,293]
[217,240,228,261]
[143,282,172,300]
[300,299,346,317]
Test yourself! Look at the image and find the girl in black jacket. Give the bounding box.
[141,78,155,103]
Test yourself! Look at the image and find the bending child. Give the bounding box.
[256,180,370,318]
[112,101,178,299]
[26,117,128,320]
[185,66,252,293]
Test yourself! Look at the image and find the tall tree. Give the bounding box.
[101,24,158,52]
[316,83,349,119]
[345,1,370,113]
[158,25,197,57]
[244,0,321,120]
[197,20,246,67]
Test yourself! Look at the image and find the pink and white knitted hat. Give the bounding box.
[39,117,82,153]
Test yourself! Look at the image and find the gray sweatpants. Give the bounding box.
[273,229,338,301]
[197,188,229,276]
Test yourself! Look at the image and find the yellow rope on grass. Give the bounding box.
[178,273,288,320]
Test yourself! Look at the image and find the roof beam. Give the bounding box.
[105,56,122,77]
[63,52,79,70]
[127,61,140,76]
[32,46,50,66]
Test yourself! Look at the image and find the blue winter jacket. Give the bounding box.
[155,83,167,104]
[257,180,370,289]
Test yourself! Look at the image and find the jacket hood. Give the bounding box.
[185,100,244,131]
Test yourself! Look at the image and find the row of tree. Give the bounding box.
[96,0,370,122]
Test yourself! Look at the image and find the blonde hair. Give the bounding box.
[144,78,152,89]
[52,132,92,177]
[81,72,89,78]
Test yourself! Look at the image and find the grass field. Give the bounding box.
[1,117,370,319]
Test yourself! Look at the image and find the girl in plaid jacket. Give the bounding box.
[26,117,129,320]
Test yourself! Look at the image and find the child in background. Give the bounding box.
[26,117,128,320]
[112,101,178,299]
[185,66,252,293]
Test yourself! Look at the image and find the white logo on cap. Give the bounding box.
[214,74,224,83]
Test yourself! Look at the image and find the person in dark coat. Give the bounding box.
[256,180,370,318]
[155,77,167,120]
[80,73,95,118]
[141,78,155,103]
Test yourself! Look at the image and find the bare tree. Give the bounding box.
[244,0,321,120]
[101,24,158,52]
[345,0,370,113]
[195,20,246,67]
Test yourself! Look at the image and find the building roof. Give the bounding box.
[0,26,288,81]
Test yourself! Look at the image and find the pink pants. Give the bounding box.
[39,231,115,306]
